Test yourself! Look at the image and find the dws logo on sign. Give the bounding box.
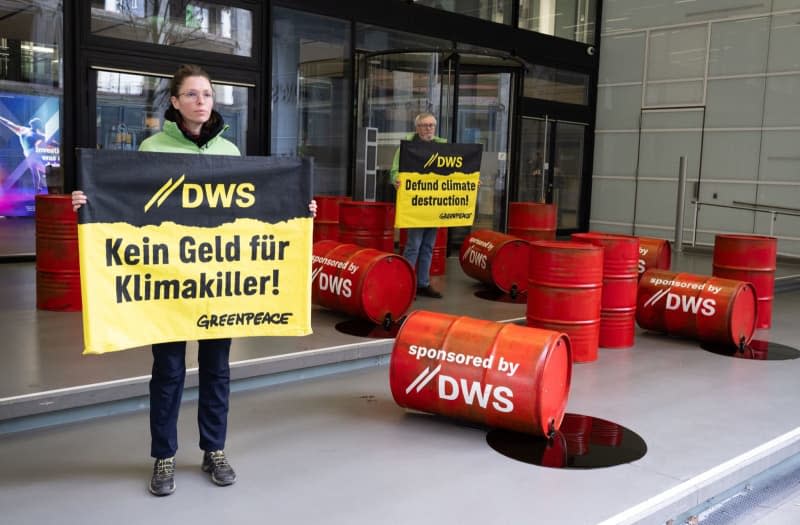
[423,152,464,170]
[405,362,514,413]
[144,174,256,212]
[644,286,717,316]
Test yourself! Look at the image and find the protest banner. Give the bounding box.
[394,142,481,228]
[76,149,313,354]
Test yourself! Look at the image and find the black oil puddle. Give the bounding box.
[700,339,800,361]
[486,413,647,469]
[335,319,402,338]
[474,289,528,304]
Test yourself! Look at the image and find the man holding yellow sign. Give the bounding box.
[390,112,482,298]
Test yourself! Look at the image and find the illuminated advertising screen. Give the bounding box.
[0,92,60,216]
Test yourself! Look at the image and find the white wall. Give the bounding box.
[592,0,800,256]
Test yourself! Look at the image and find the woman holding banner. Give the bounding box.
[73,64,316,497]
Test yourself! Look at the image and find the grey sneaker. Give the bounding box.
[202,450,237,486]
[148,457,176,496]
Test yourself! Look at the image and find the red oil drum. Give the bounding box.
[312,240,415,326]
[339,201,395,253]
[638,237,671,279]
[527,241,603,363]
[571,232,639,349]
[35,194,81,311]
[399,228,448,276]
[313,195,350,243]
[636,269,757,347]
[507,202,557,241]
[459,230,530,295]
[390,310,572,436]
[712,234,777,329]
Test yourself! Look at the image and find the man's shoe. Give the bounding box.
[149,457,176,497]
[417,285,443,299]
[202,450,237,486]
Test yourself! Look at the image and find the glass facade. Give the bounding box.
[413,0,513,25]
[519,0,596,43]
[524,65,589,104]
[271,8,351,196]
[0,0,63,230]
[90,0,253,56]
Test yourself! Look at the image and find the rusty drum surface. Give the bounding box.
[389,310,572,436]
[527,241,603,363]
[712,234,777,329]
[636,269,757,347]
[571,232,639,349]
[312,240,415,325]
[35,194,82,311]
[459,229,530,294]
[507,202,557,241]
[638,237,671,279]
[339,201,395,253]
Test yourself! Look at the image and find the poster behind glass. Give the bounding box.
[0,93,60,216]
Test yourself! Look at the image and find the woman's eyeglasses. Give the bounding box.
[178,91,214,102]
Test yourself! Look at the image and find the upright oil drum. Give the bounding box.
[636,269,757,347]
[35,194,81,311]
[313,195,350,243]
[507,202,557,241]
[312,240,415,326]
[527,241,603,363]
[571,232,639,348]
[459,229,530,295]
[390,310,572,436]
[339,201,395,253]
[712,234,776,329]
[638,237,671,279]
[399,228,448,276]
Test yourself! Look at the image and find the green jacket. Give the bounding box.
[139,110,240,156]
[389,132,447,185]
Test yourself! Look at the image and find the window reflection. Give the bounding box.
[414,0,513,25]
[272,8,351,196]
[90,1,253,57]
[519,0,596,44]
[524,65,589,105]
[95,70,247,153]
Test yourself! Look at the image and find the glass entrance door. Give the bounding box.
[357,50,520,243]
[517,116,586,231]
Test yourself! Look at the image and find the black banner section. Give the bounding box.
[398,141,482,176]
[77,149,313,227]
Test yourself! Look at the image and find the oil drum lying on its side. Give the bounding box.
[312,240,415,327]
[636,269,757,348]
[459,229,530,295]
[712,234,776,329]
[638,237,671,279]
[390,310,572,436]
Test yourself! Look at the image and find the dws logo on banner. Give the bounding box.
[144,174,255,212]
[423,152,464,170]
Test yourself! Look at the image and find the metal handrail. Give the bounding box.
[690,200,800,246]
[732,200,800,214]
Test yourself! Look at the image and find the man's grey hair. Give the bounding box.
[414,112,437,126]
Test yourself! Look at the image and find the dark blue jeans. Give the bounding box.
[403,227,438,287]
[149,338,231,459]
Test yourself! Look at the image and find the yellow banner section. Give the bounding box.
[79,217,312,354]
[394,171,480,228]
